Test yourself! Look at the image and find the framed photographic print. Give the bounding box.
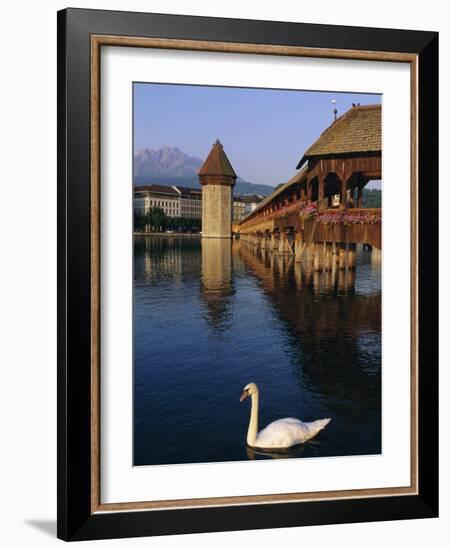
[57,8,438,541]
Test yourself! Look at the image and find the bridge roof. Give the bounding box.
[296,104,381,168]
[240,165,308,221]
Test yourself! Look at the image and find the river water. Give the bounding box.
[133,235,381,466]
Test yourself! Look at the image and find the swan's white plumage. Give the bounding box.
[255,417,331,449]
[240,382,331,450]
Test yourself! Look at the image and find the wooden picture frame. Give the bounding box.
[57,8,438,541]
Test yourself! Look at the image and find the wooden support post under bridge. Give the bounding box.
[270,232,276,252]
[294,232,303,262]
[338,242,346,269]
[239,230,360,274]
[276,232,289,255]
[286,232,295,256]
[347,243,357,269]
[325,242,333,271]
[277,233,285,255]
[260,233,268,250]
[313,242,325,272]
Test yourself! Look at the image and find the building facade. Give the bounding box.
[134,184,202,219]
[241,194,265,215]
[173,186,203,219]
[233,196,246,222]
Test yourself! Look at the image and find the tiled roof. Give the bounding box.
[134,184,203,198]
[134,184,179,195]
[297,104,381,168]
[173,186,202,198]
[241,165,308,220]
[198,140,237,178]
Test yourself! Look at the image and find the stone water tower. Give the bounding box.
[198,140,236,238]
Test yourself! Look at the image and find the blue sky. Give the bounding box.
[134,83,381,188]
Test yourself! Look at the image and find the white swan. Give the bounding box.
[240,382,331,449]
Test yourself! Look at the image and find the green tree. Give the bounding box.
[134,207,202,233]
[133,210,146,231]
[147,207,167,232]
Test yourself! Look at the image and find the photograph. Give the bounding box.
[132,83,383,467]
[52,5,439,542]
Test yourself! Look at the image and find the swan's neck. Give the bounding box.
[247,391,259,446]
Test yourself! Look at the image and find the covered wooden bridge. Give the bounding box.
[235,104,382,270]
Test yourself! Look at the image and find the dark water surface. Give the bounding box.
[133,235,381,466]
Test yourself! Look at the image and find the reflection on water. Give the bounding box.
[201,239,233,329]
[246,439,322,460]
[133,235,381,466]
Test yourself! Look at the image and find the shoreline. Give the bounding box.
[134,231,201,237]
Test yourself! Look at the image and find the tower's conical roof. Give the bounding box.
[198,140,237,178]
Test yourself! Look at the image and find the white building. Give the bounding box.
[134,184,202,219]
[241,194,265,215]
[173,186,202,219]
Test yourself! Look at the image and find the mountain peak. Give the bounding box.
[134,146,203,179]
[133,146,275,196]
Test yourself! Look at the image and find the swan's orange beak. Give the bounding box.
[240,390,249,402]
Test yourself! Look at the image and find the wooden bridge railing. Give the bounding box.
[304,209,381,249]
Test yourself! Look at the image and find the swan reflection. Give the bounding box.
[246,440,322,460]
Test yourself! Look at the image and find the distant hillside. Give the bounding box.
[133,146,275,196]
